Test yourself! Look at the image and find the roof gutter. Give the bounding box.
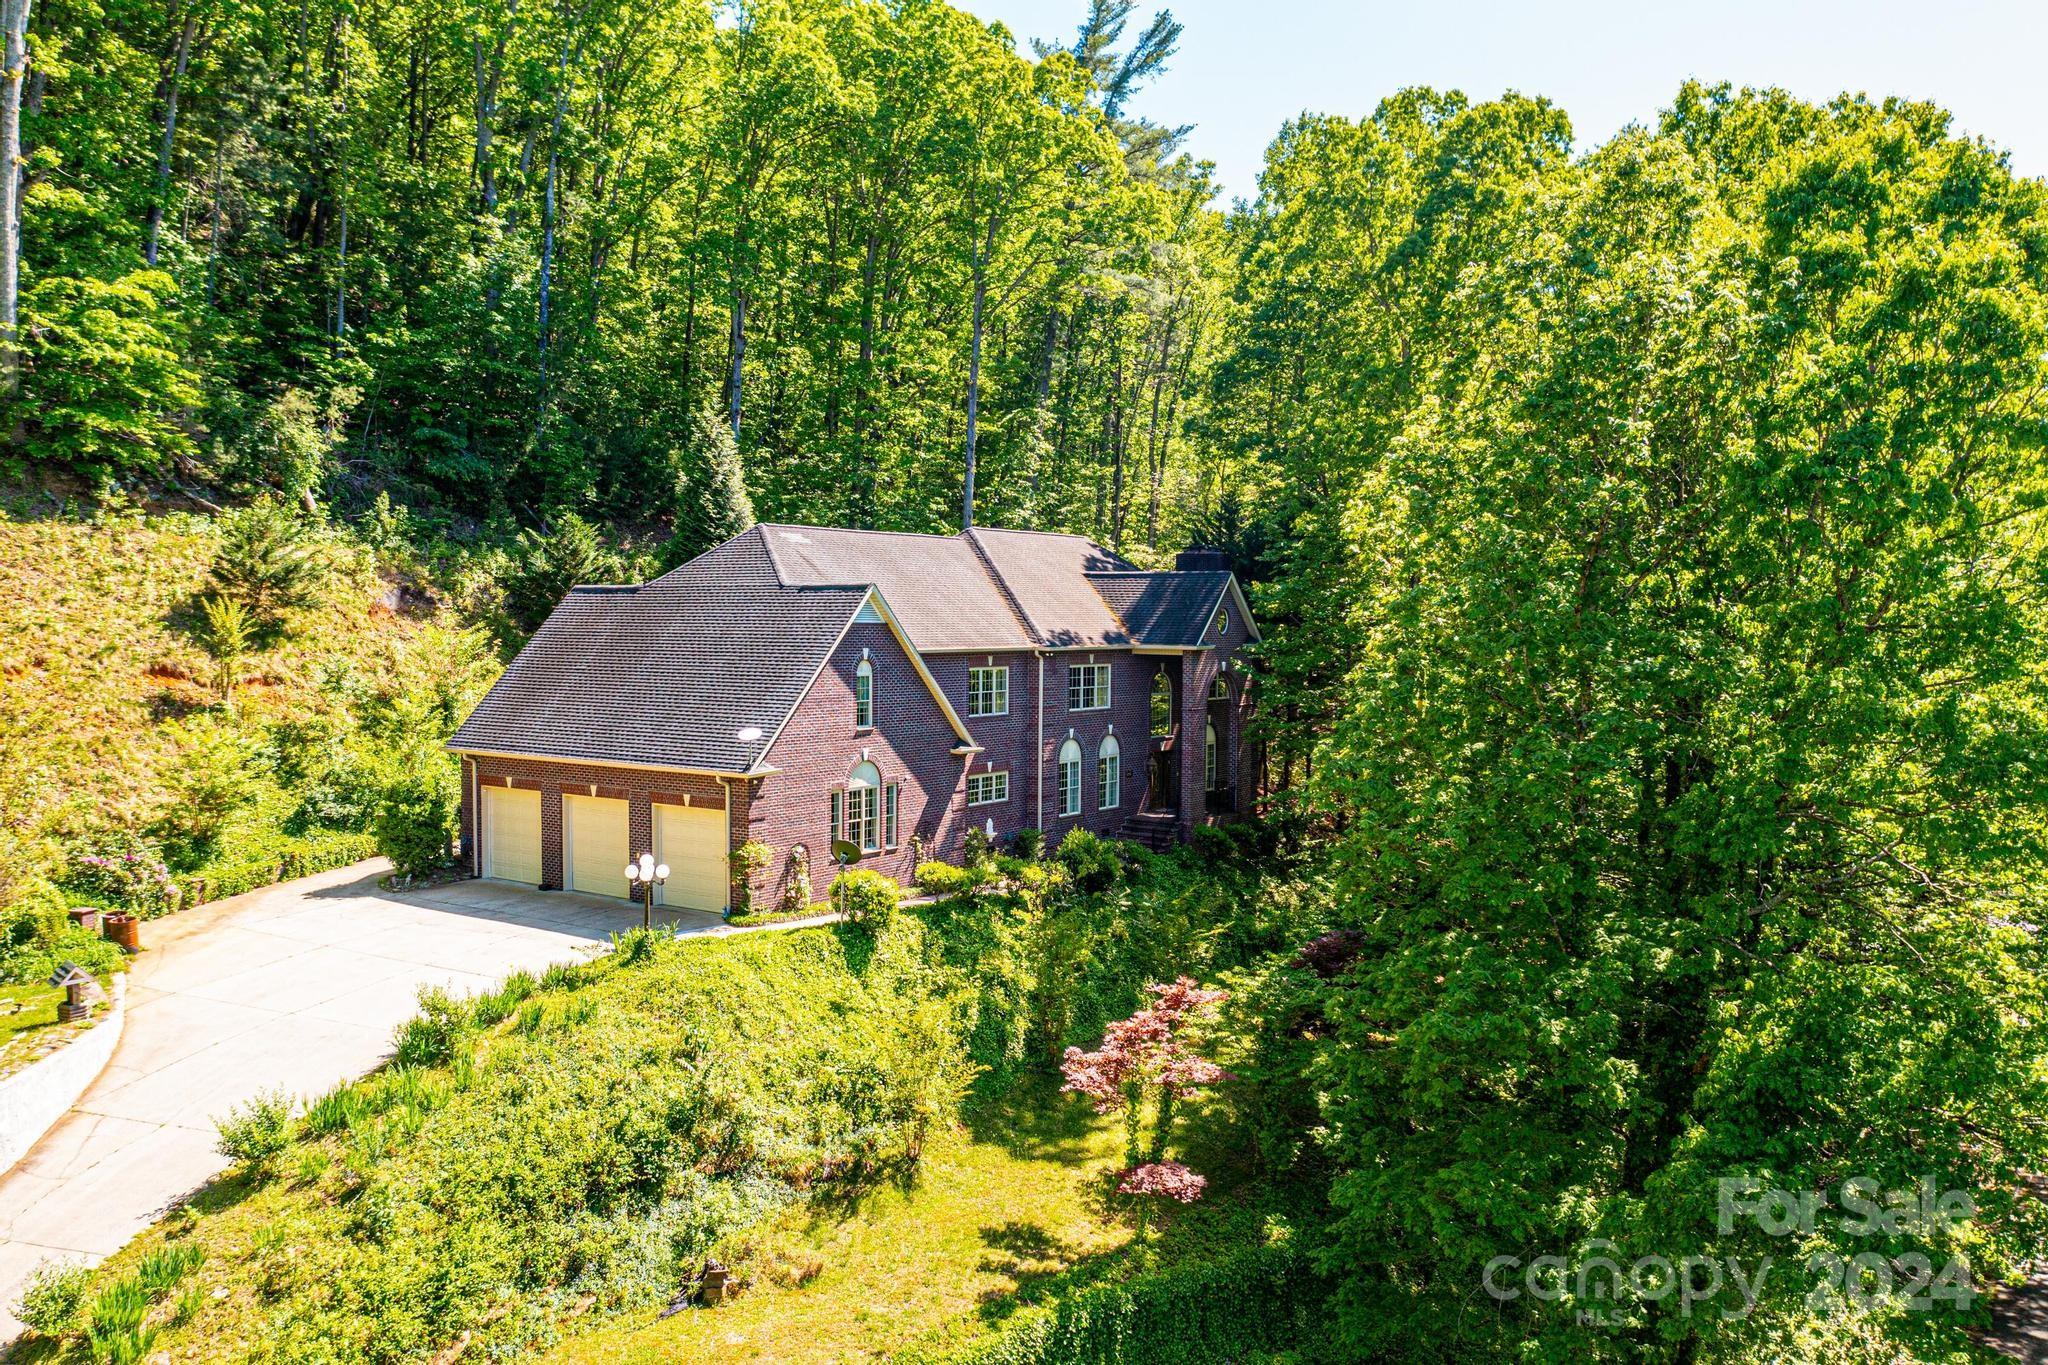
[446,746,777,779]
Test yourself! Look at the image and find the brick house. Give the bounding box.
[448,524,1259,914]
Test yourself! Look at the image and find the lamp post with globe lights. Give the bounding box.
[624,851,669,931]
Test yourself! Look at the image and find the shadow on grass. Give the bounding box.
[962,1072,1104,1165]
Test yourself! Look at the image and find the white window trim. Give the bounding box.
[967,770,1010,807]
[884,782,900,849]
[967,665,1010,718]
[854,659,875,731]
[1067,663,1111,713]
[1098,738,1121,811]
[1057,740,1083,817]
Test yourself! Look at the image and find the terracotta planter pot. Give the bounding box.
[66,906,99,933]
[101,912,140,952]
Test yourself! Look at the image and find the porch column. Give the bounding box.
[1176,651,1208,838]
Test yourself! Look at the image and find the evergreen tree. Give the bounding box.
[503,514,621,633]
[666,403,756,568]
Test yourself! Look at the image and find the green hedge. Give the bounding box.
[900,1244,1318,1365]
[171,831,378,913]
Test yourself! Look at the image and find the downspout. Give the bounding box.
[1035,653,1046,831]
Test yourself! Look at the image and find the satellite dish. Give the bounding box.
[831,839,862,866]
[736,725,764,744]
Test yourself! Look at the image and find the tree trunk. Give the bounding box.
[961,212,997,530]
[333,195,346,341]
[0,0,30,397]
[725,284,745,438]
[471,0,518,214]
[534,33,572,411]
[1143,311,1176,549]
[145,9,196,267]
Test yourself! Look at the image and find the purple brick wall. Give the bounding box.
[456,590,1258,906]
[748,622,971,907]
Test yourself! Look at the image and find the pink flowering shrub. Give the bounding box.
[1118,1161,1207,1203]
[1061,975,1230,1233]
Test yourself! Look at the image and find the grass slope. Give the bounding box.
[0,503,474,906]
[548,1078,1137,1364]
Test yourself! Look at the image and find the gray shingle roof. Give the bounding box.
[760,524,1035,651]
[450,529,866,773]
[964,528,1136,648]
[453,524,1258,771]
[1085,571,1233,647]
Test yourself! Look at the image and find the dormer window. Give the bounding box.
[854,659,874,730]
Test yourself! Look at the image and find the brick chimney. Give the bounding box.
[1174,546,1231,573]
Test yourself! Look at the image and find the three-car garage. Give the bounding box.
[474,776,731,915]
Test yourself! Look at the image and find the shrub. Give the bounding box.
[209,496,321,633]
[214,1089,296,1171]
[1010,828,1045,860]
[899,1244,1317,1365]
[65,831,177,915]
[13,1259,92,1336]
[1054,828,1122,894]
[135,1244,203,1300]
[392,988,470,1067]
[830,869,899,932]
[83,1276,157,1365]
[779,844,813,914]
[373,762,457,878]
[3,876,69,950]
[915,861,982,899]
[730,840,773,914]
[962,824,994,868]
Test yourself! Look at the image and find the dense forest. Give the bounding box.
[2,0,1229,547]
[4,0,2048,1360]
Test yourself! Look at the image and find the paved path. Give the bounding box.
[1986,1268,2048,1362]
[0,860,736,1336]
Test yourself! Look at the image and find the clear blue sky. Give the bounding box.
[966,0,2048,205]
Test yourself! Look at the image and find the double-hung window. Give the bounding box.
[847,761,882,851]
[1098,735,1121,810]
[967,666,1009,717]
[884,783,899,849]
[1057,740,1083,817]
[1067,663,1110,712]
[967,770,1010,806]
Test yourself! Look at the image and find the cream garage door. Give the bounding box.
[565,793,631,900]
[482,786,542,886]
[655,802,728,913]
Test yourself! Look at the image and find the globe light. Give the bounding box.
[638,852,655,880]
[624,862,640,881]
[654,864,670,881]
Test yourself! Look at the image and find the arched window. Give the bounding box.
[1204,721,1219,791]
[1098,734,1121,811]
[1150,672,1174,736]
[1057,739,1083,818]
[1210,672,1229,701]
[846,760,881,851]
[853,659,874,730]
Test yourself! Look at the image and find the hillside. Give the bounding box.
[0,498,500,936]
[7,845,1325,1363]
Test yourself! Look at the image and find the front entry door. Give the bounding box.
[1146,749,1178,811]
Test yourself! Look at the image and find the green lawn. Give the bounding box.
[546,1076,1248,1365]
[0,980,108,1081]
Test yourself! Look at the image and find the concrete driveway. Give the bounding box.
[0,859,731,1336]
